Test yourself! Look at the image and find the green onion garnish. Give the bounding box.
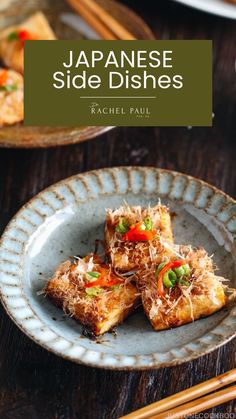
[163,270,177,288]
[174,264,191,279]
[182,264,191,276]
[85,287,102,297]
[110,285,120,290]
[143,217,153,231]
[155,262,167,277]
[0,85,17,92]
[115,217,129,234]
[87,271,100,278]
[179,279,190,286]
[7,31,19,41]
[174,266,185,277]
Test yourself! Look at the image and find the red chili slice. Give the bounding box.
[18,29,36,42]
[157,260,186,297]
[123,221,157,242]
[84,268,120,289]
[0,70,8,87]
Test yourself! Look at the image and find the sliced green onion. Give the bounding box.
[163,270,177,288]
[143,217,153,231]
[179,279,190,286]
[110,285,120,290]
[155,261,167,277]
[182,264,191,276]
[174,264,191,279]
[115,217,129,234]
[87,271,100,278]
[169,270,177,285]
[174,266,185,277]
[7,31,19,41]
[163,272,172,288]
[85,287,102,297]
[139,222,146,231]
[0,84,17,92]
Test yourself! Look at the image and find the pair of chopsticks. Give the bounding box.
[66,0,136,40]
[120,369,236,419]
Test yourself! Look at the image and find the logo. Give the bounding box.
[89,102,150,118]
[89,102,100,111]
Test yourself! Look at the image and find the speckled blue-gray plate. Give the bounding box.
[0,167,236,370]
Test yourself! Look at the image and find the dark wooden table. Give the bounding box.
[0,1,236,418]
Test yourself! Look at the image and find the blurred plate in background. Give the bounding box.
[173,0,236,19]
[0,0,154,148]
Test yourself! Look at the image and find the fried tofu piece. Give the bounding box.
[45,254,140,336]
[105,204,174,272]
[0,68,23,126]
[139,246,227,331]
[0,12,56,74]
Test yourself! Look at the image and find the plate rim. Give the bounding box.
[0,0,155,149]
[173,0,236,19]
[0,166,236,370]
[0,126,115,149]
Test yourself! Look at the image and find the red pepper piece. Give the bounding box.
[84,268,120,289]
[0,70,8,87]
[85,278,120,288]
[123,221,157,242]
[8,29,37,46]
[18,29,36,42]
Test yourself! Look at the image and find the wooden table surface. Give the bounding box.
[0,1,236,418]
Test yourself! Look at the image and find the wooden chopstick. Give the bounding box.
[79,0,136,40]
[66,0,136,40]
[154,385,236,419]
[120,369,236,419]
[66,0,116,39]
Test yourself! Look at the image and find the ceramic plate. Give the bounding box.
[173,0,236,19]
[0,0,154,148]
[0,167,236,370]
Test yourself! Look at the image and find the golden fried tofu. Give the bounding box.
[105,204,174,272]
[0,68,23,126]
[45,254,140,337]
[138,246,227,331]
[0,12,56,74]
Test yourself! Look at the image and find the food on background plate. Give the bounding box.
[0,68,23,126]
[138,245,228,331]
[0,11,56,74]
[45,253,140,337]
[105,204,173,272]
